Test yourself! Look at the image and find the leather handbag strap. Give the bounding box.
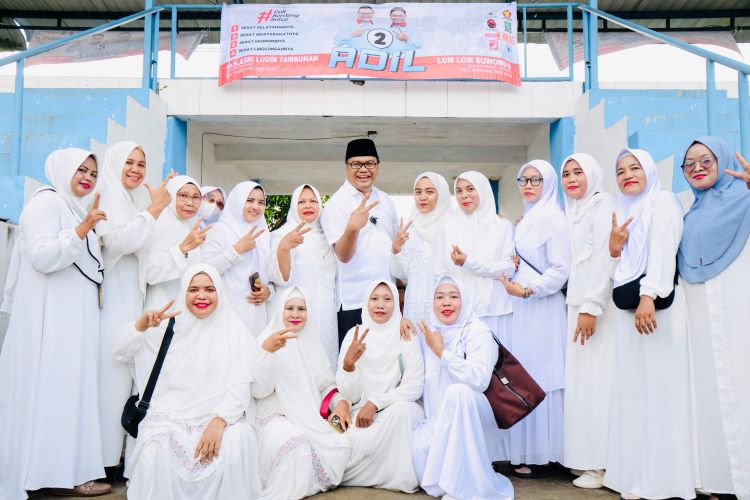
[137,317,176,411]
[515,246,543,276]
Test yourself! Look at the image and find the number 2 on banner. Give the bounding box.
[367,29,394,49]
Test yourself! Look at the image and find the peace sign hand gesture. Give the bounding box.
[391,218,413,254]
[726,152,750,190]
[342,325,369,372]
[261,327,299,353]
[451,245,467,266]
[346,192,380,232]
[76,192,107,239]
[279,222,313,251]
[145,171,175,219]
[135,300,181,332]
[418,319,444,358]
[234,225,266,254]
[179,219,211,254]
[609,213,633,258]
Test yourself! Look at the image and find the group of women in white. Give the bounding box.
[0,135,748,500]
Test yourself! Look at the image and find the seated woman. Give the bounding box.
[336,281,425,493]
[115,264,261,500]
[412,276,514,500]
[253,287,352,499]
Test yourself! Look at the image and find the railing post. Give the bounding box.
[706,60,716,135]
[150,9,160,90]
[566,4,574,82]
[11,59,24,176]
[588,0,599,90]
[739,72,750,158]
[170,6,177,79]
[582,9,590,91]
[142,0,154,90]
[522,6,528,80]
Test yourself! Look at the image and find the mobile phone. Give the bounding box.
[249,272,261,292]
[328,414,345,433]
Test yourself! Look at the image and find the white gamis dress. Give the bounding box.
[390,172,452,324]
[253,287,352,499]
[336,281,425,493]
[560,153,618,472]
[0,149,106,499]
[412,276,514,500]
[269,184,339,366]
[115,264,261,500]
[507,160,571,466]
[96,141,157,467]
[602,148,696,500]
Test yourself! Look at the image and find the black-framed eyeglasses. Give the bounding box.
[516,176,543,187]
[681,156,714,173]
[348,160,379,170]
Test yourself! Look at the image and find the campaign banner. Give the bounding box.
[219,3,519,86]
[27,30,205,67]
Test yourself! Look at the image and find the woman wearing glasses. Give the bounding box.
[203,181,274,334]
[603,149,693,500]
[499,160,570,478]
[678,137,750,500]
[199,186,226,227]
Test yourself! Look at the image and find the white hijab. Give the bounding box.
[351,280,404,396]
[2,148,104,312]
[613,148,662,286]
[199,185,226,225]
[214,181,270,297]
[149,264,254,418]
[562,153,615,265]
[257,287,350,449]
[423,275,484,418]
[272,184,335,278]
[97,141,147,269]
[515,159,568,255]
[410,172,451,243]
[140,175,201,291]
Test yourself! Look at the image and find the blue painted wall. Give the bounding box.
[591,88,742,192]
[164,116,187,177]
[550,117,575,171]
[0,88,150,221]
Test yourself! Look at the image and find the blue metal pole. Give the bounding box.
[142,0,154,90]
[11,59,24,176]
[150,9,160,90]
[170,6,177,79]
[567,4,574,81]
[588,0,599,90]
[739,72,750,159]
[706,60,716,135]
[582,9,590,91]
[522,7,528,80]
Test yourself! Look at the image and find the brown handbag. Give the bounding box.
[483,334,546,429]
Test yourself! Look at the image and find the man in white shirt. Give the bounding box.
[320,138,399,343]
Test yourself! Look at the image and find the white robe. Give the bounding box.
[336,327,425,492]
[0,191,105,498]
[253,350,351,499]
[391,229,439,324]
[563,197,617,471]
[506,227,570,466]
[412,319,513,500]
[603,194,696,500]
[98,210,155,466]
[684,237,750,500]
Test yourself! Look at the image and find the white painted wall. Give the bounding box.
[0,221,16,345]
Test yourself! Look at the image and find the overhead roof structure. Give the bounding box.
[0,0,748,49]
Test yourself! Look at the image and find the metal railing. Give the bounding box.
[0,1,749,173]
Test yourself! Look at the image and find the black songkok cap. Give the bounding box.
[345,138,379,161]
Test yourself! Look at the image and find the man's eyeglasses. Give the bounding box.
[516,176,543,187]
[681,156,714,174]
[348,160,379,170]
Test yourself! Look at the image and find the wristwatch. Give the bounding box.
[522,287,531,299]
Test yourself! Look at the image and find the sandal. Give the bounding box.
[48,480,112,497]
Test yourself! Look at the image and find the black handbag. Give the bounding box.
[612,270,678,311]
[121,318,176,438]
[515,248,568,296]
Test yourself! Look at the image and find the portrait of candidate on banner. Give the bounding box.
[334,5,423,54]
